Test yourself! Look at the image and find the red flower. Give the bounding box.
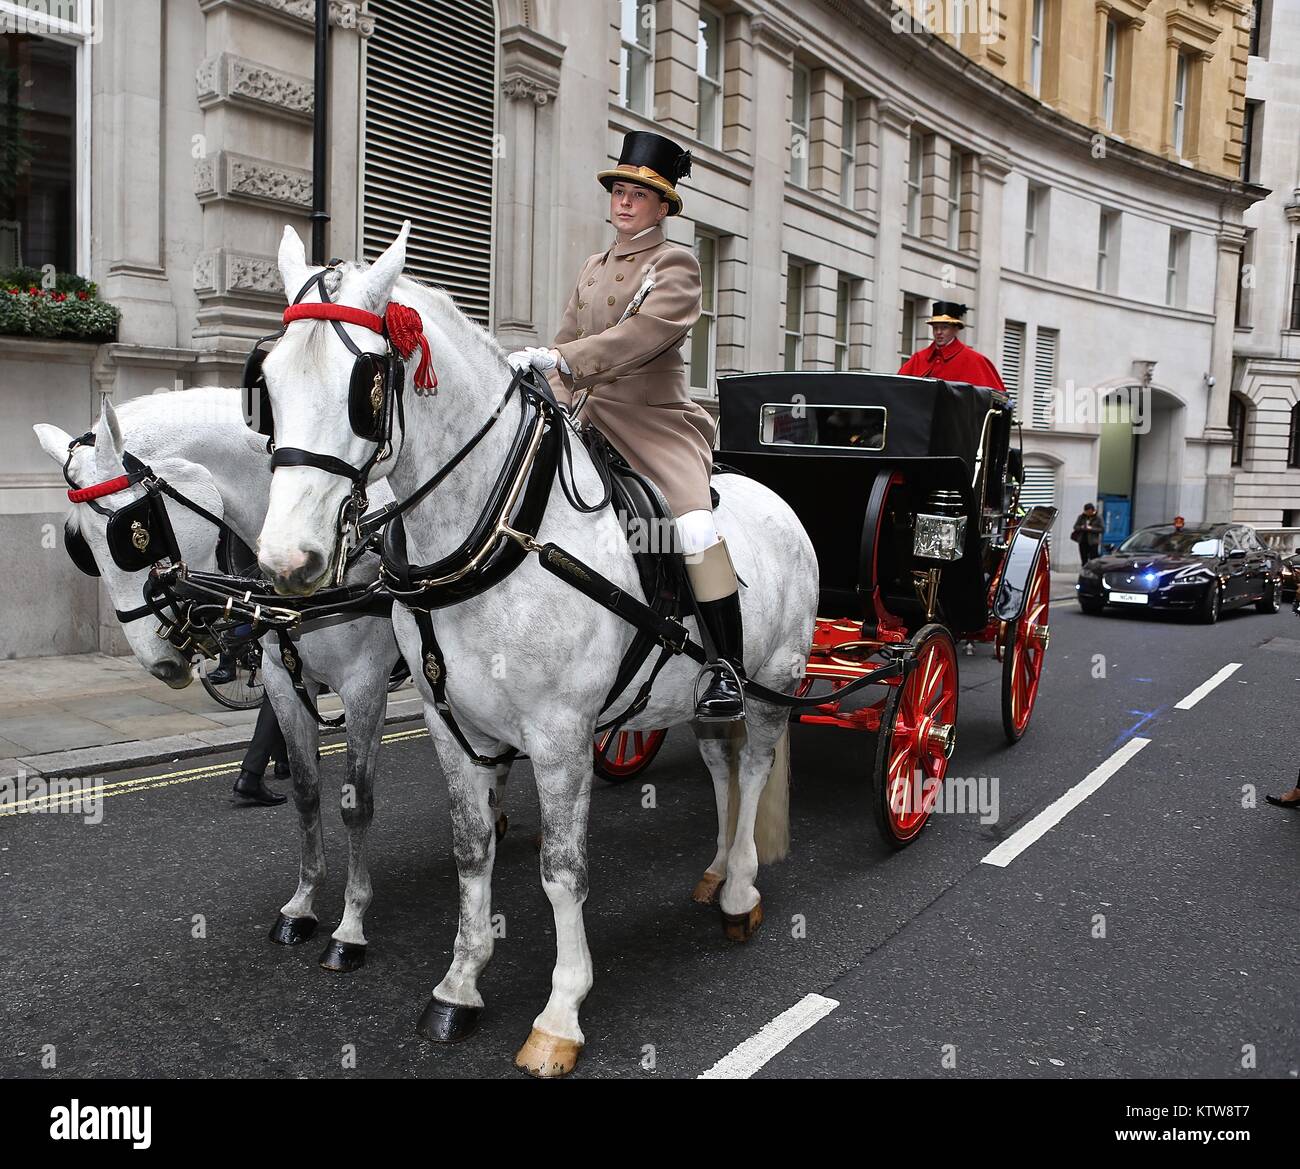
[5,288,18,296]
[51,291,67,302]
[28,287,43,297]
[76,290,89,300]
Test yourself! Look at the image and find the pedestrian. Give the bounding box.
[1071,502,1103,566]
[232,697,289,806]
[505,129,744,723]
[898,302,1006,390]
[1172,514,1186,532]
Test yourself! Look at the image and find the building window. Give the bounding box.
[0,9,90,274]
[790,63,810,188]
[905,128,923,236]
[1288,402,1300,468]
[1250,0,1271,59]
[1236,229,1255,328]
[834,277,851,371]
[901,294,929,365]
[696,5,723,148]
[1030,0,1045,96]
[1241,101,1259,183]
[1024,184,1048,274]
[1172,52,1189,156]
[840,95,857,208]
[783,260,805,370]
[689,232,718,393]
[946,148,965,250]
[1032,327,1058,430]
[1096,209,1118,292]
[1166,228,1189,307]
[1228,393,1248,467]
[1002,320,1026,421]
[1291,241,1300,331]
[620,0,654,116]
[1101,18,1117,131]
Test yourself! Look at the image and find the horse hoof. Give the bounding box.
[268,913,317,946]
[692,872,724,905]
[318,939,367,973]
[514,1028,582,1078]
[416,998,482,1044]
[495,813,508,842]
[721,898,763,943]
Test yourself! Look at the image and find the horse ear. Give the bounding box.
[278,225,312,301]
[93,399,128,483]
[363,220,410,310]
[33,423,75,465]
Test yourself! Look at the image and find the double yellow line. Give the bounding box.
[0,725,431,816]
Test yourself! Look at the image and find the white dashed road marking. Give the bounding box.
[981,737,1151,868]
[698,993,840,1079]
[1173,663,1242,710]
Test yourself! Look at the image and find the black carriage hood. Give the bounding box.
[716,371,1010,468]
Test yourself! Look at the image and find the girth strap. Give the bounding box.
[275,629,346,729]
[409,609,519,769]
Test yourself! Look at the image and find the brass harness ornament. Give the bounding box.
[130,520,150,552]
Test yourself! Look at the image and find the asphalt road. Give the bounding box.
[3,596,1298,1080]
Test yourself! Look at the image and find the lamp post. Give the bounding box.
[311,0,330,264]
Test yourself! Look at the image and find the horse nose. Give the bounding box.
[259,543,328,595]
[152,658,192,688]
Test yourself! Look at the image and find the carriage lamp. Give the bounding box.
[913,490,967,562]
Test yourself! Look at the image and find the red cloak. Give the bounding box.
[898,337,1006,391]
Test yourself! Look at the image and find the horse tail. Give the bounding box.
[754,727,790,864]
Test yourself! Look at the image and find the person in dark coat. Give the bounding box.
[1072,503,1103,565]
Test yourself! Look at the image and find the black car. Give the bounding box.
[1076,522,1284,623]
[1281,550,1299,602]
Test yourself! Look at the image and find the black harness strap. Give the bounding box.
[409,609,519,768]
[275,629,346,729]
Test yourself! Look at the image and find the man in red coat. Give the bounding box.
[899,301,1005,391]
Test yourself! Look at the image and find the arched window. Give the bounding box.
[1289,402,1300,469]
[363,0,497,324]
[1228,392,1249,467]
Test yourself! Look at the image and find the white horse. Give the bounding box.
[257,223,819,1076]
[34,392,443,970]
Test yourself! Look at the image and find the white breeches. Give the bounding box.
[675,509,721,557]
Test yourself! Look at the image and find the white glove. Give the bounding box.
[507,346,563,374]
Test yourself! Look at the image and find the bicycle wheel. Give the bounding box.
[201,641,266,711]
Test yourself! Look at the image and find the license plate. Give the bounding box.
[1109,591,1148,604]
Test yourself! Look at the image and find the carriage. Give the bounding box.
[596,371,1055,849]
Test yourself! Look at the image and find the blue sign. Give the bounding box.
[1099,494,1131,549]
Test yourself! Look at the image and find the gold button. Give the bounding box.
[607,295,616,305]
[616,273,625,282]
[587,278,594,286]
[576,328,584,336]
[578,301,585,309]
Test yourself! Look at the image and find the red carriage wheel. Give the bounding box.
[871,624,959,848]
[593,727,668,783]
[1000,548,1051,744]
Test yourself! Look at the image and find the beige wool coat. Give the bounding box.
[551,226,716,516]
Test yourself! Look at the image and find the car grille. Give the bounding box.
[1103,572,1154,592]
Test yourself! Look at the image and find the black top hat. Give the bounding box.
[597,131,693,216]
[927,301,968,327]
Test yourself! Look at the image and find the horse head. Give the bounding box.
[35,402,226,688]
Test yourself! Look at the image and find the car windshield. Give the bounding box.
[1118,529,1220,557]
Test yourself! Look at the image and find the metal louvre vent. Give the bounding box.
[363,0,497,324]
[1032,327,1058,430]
[1020,465,1057,511]
[1002,320,1025,421]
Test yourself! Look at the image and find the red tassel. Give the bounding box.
[385,302,438,391]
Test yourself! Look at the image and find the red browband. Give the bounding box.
[282,301,437,391]
[68,475,132,504]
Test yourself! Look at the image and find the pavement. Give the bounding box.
[0,653,422,782]
[0,571,1081,784]
[6,572,1297,1082]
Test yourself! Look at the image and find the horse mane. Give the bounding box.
[390,274,507,369]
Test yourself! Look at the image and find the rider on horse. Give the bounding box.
[508,130,744,723]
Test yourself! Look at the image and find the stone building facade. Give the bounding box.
[0,0,1264,657]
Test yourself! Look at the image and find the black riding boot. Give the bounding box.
[686,540,745,723]
[207,650,236,686]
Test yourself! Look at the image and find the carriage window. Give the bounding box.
[760,404,886,451]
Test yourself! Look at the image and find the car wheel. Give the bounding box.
[1197,583,1221,624]
[1255,580,1281,614]
[1079,598,1104,615]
